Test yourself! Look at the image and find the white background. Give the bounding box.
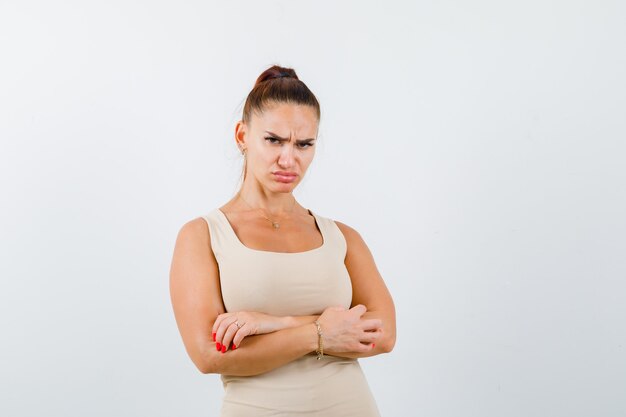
[1,1,625,416]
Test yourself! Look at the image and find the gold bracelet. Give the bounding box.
[314,320,324,360]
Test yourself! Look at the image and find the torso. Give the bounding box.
[202,205,380,416]
[218,204,324,254]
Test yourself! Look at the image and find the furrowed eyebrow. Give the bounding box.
[265,131,316,143]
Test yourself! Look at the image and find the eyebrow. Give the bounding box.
[264,131,316,143]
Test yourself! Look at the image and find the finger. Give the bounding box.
[350,341,374,353]
[212,313,231,340]
[360,319,383,332]
[232,323,253,348]
[358,330,381,344]
[216,315,238,347]
[211,315,222,339]
[349,304,367,316]
[360,341,377,351]
[221,321,239,352]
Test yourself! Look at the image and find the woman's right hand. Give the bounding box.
[316,304,382,354]
[212,311,289,352]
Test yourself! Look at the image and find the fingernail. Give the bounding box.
[216,343,221,351]
[232,344,237,350]
[221,345,226,353]
[212,332,216,341]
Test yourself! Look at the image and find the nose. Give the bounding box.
[277,144,295,168]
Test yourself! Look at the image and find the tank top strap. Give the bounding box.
[308,210,347,260]
[202,208,240,261]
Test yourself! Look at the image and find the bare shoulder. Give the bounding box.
[170,216,217,280]
[333,220,369,252]
[180,216,210,235]
[333,220,357,236]
[175,216,211,248]
[169,214,221,288]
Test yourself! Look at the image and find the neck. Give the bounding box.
[237,183,297,215]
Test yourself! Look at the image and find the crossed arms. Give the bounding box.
[169,218,396,377]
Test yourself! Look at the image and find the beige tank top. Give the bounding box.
[204,208,353,315]
[202,208,381,416]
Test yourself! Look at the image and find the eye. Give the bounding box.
[297,142,314,148]
[265,136,281,144]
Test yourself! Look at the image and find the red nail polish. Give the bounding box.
[221,345,226,353]
[216,343,221,351]
[212,332,216,342]
[232,344,237,350]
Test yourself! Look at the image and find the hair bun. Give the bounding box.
[255,65,299,86]
[242,64,320,125]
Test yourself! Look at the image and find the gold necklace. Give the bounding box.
[237,191,297,230]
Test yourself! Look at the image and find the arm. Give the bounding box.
[169,217,320,376]
[212,311,319,352]
[326,221,397,358]
[213,305,382,359]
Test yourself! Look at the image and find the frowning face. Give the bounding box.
[235,102,319,194]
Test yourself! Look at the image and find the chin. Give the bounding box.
[275,184,296,193]
[272,181,299,193]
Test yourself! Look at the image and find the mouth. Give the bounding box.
[273,171,298,183]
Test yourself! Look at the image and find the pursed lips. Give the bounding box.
[273,171,298,182]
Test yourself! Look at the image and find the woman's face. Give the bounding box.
[236,102,319,194]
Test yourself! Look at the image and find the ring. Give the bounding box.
[235,320,242,329]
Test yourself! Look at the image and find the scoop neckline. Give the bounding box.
[215,208,326,255]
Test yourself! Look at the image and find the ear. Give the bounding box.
[234,120,247,151]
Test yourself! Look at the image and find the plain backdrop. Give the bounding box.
[1,1,625,416]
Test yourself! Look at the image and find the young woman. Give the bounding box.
[170,65,396,416]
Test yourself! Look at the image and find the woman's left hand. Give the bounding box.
[212,311,289,352]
